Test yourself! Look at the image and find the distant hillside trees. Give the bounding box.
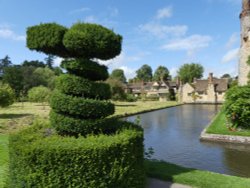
[109,69,126,83]
[136,64,153,82]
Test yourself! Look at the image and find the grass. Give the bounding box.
[145,160,250,188]
[0,135,8,188]
[206,111,250,136]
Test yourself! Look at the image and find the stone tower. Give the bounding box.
[239,0,250,85]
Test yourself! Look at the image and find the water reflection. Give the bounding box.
[125,104,250,177]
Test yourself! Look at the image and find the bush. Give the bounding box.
[63,23,122,60]
[126,94,137,102]
[26,23,69,57]
[224,85,250,128]
[28,86,51,103]
[50,91,114,119]
[61,59,109,81]
[0,83,15,107]
[56,74,111,99]
[9,120,145,188]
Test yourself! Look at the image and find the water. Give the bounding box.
[124,104,250,178]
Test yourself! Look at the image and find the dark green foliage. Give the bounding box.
[56,74,111,99]
[50,92,114,119]
[153,66,170,81]
[0,83,15,107]
[22,60,45,68]
[63,23,122,60]
[26,23,69,57]
[0,55,12,76]
[136,64,153,82]
[224,85,250,128]
[9,121,144,188]
[177,63,204,83]
[110,69,126,83]
[61,59,109,81]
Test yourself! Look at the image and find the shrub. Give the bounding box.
[224,85,250,128]
[28,86,51,103]
[0,83,15,107]
[126,94,137,102]
[9,120,145,188]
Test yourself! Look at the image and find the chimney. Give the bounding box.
[208,73,213,84]
[193,77,197,83]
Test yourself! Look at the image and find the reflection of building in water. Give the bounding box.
[239,0,250,85]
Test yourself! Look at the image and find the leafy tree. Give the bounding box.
[22,60,45,68]
[136,64,152,82]
[106,78,126,101]
[153,66,170,81]
[28,86,51,103]
[0,55,12,76]
[221,74,231,79]
[109,69,126,83]
[53,66,63,76]
[2,65,23,97]
[177,63,204,83]
[0,82,15,107]
[44,54,55,69]
[32,67,56,89]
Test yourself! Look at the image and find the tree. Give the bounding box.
[28,86,51,103]
[0,55,12,76]
[22,60,45,68]
[0,83,15,107]
[109,69,126,83]
[106,78,126,101]
[153,66,170,81]
[136,64,152,82]
[177,63,204,83]
[32,67,56,89]
[2,65,23,97]
[44,54,55,69]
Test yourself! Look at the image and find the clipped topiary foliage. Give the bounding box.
[10,22,145,187]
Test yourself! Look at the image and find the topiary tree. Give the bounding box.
[0,83,15,108]
[9,22,145,188]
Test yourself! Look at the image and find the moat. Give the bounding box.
[125,104,250,178]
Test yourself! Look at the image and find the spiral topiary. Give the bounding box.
[9,22,145,187]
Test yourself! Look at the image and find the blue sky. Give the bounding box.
[0,0,242,79]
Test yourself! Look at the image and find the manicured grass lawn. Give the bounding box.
[206,111,250,136]
[146,160,250,188]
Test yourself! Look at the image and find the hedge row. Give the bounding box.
[56,74,111,99]
[50,111,120,136]
[50,92,114,119]
[61,59,109,81]
[9,120,145,188]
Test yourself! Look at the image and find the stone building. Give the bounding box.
[179,73,228,104]
[239,0,250,85]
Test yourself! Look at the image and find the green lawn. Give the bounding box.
[206,111,250,136]
[0,134,8,188]
[146,160,250,188]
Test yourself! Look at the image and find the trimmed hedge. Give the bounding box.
[26,23,70,57]
[50,111,119,136]
[50,91,114,119]
[56,74,111,99]
[63,23,122,60]
[61,59,109,81]
[9,121,145,188]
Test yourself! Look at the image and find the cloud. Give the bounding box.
[84,15,97,23]
[169,67,178,77]
[225,33,239,49]
[221,48,239,63]
[54,57,63,67]
[69,7,90,15]
[0,26,25,41]
[156,6,173,19]
[162,35,212,56]
[139,22,188,38]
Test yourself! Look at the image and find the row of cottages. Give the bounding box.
[179,73,229,104]
[124,80,179,101]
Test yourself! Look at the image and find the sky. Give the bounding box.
[0,0,243,79]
